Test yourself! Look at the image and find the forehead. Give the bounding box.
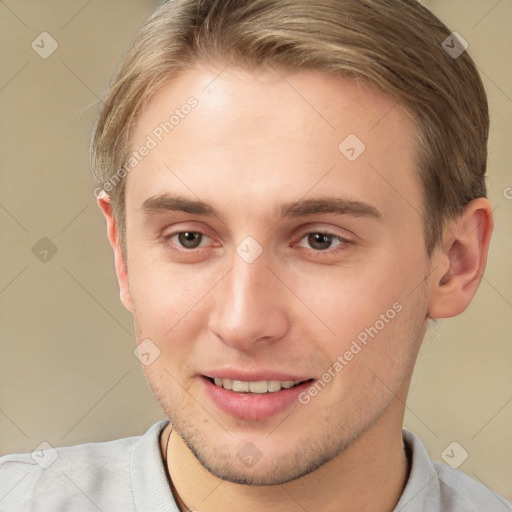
[133,63,413,147]
[126,63,422,228]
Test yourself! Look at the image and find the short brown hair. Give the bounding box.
[91,0,489,261]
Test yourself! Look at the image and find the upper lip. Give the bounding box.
[203,370,312,382]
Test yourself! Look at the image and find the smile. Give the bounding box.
[202,375,315,421]
[210,377,308,394]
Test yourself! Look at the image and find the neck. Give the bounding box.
[161,394,410,512]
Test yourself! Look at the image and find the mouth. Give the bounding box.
[206,376,311,394]
[201,374,315,421]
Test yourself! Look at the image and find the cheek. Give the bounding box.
[287,253,417,339]
[129,254,216,337]
[288,247,428,371]
[312,291,425,420]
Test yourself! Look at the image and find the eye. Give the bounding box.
[296,231,351,252]
[165,231,210,250]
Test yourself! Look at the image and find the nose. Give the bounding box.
[208,250,290,350]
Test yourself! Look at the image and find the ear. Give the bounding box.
[428,198,493,319]
[96,191,133,313]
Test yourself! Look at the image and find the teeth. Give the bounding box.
[212,378,304,393]
[267,380,282,392]
[232,380,250,392]
[249,381,267,394]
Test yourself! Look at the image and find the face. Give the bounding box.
[121,63,432,485]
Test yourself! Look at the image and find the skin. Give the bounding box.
[97,63,493,512]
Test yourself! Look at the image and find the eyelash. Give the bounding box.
[162,229,352,255]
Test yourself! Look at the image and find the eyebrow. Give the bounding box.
[141,194,383,222]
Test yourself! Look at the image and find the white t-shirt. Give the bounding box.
[0,420,510,511]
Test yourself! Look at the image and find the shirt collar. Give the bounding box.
[130,420,179,512]
[130,422,441,511]
[393,429,441,511]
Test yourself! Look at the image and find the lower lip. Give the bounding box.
[202,377,313,421]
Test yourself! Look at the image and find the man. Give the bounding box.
[1,0,510,510]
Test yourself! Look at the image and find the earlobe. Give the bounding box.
[428,198,493,320]
[96,192,134,313]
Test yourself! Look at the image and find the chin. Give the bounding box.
[168,407,363,486]
[183,437,335,486]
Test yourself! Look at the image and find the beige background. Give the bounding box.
[1,0,511,502]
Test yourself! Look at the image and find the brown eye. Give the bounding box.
[177,231,203,249]
[307,233,335,250]
[295,230,352,253]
